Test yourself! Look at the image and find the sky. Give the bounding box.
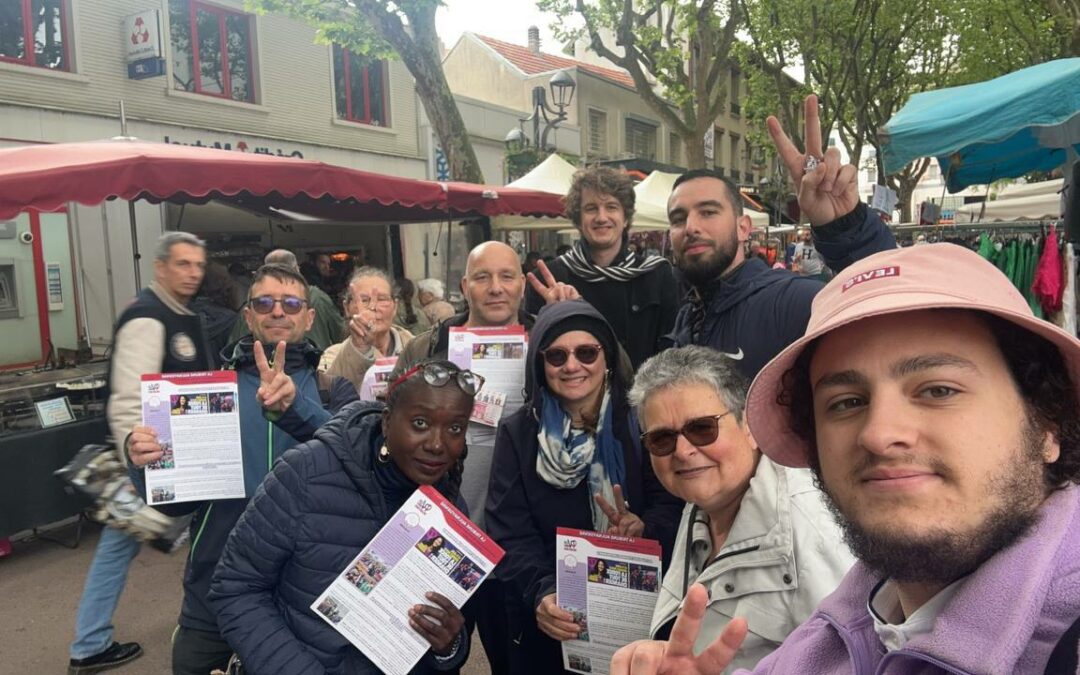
[435,0,567,52]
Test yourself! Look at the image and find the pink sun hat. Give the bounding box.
[746,242,1080,468]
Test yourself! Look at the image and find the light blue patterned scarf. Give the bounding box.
[536,387,627,532]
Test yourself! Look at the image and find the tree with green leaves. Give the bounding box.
[248,0,484,183]
[741,0,963,221]
[538,0,741,168]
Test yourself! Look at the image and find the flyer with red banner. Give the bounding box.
[447,325,527,426]
[556,528,663,674]
[311,485,505,675]
[140,370,243,505]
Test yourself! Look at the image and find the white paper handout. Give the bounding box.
[556,528,663,675]
[359,356,398,402]
[311,485,505,675]
[140,371,244,505]
[447,325,526,426]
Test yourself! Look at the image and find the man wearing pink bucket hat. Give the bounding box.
[612,243,1080,674]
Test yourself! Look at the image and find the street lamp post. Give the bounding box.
[504,70,577,155]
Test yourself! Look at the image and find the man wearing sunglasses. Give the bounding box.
[226,249,345,352]
[124,263,357,675]
[668,95,895,380]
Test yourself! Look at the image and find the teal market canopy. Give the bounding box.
[879,58,1080,192]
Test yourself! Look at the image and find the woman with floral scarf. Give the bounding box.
[485,299,683,674]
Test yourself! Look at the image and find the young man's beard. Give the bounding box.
[813,420,1048,585]
[677,232,740,287]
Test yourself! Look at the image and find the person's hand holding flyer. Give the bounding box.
[311,486,504,675]
[556,528,663,675]
[140,371,244,505]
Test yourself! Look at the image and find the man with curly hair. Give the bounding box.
[611,243,1080,674]
[524,165,680,369]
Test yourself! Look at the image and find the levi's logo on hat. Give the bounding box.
[842,266,900,292]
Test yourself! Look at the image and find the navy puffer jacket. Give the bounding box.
[209,401,468,674]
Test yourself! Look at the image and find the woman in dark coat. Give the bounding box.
[485,300,683,674]
[209,359,483,674]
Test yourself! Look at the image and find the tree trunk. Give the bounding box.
[684,132,706,170]
[412,67,485,184]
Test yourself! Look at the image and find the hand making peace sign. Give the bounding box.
[527,259,581,305]
[594,485,645,537]
[610,584,748,675]
[766,94,860,227]
[254,339,296,413]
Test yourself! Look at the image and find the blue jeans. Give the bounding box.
[69,526,141,659]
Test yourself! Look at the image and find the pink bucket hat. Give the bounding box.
[746,242,1080,468]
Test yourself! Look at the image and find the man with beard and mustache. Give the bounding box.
[611,244,1080,675]
[667,95,895,379]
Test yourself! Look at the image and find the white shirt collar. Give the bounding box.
[868,578,962,652]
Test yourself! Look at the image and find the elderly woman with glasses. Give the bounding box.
[485,300,683,674]
[210,359,484,674]
[321,267,415,396]
[628,346,853,672]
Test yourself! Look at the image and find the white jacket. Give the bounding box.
[650,458,854,673]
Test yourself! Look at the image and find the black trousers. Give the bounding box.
[468,577,511,675]
[172,625,233,675]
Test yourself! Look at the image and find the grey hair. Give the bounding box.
[628,346,749,422]
[417,278,445,299]
[264,248,299,271]
[344,266,395,304]
[155,231,205,262]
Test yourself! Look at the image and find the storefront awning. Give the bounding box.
[0,139,565,222]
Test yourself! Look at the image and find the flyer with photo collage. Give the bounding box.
[311,486,505,675]
[556,528,663,675]
[140,371,244,505]
[359,356,398,402]
[447,325,527,426]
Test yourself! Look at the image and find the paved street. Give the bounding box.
[1,520,490,674]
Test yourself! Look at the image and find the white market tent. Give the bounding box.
[490,160,769,231]
[491,154,577,231]
[954,178,1065,222]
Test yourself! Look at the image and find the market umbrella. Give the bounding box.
[0,139,564,221]
[879,58,1080,192]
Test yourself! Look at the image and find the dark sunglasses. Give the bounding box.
[640,412,733,456]
[388,363,485,397]
[541,344,603,367]
[248,295,308,315]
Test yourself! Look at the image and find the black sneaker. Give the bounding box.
[68,642,143,674]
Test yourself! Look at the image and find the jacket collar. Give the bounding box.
[150,281,195,316]
[816,485,1080,672]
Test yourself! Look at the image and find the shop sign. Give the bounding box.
[125,11,166,80]
[163,136,305,159]
[124,11,162,62]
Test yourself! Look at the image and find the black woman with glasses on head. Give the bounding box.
[627,345,853,672]
[485,299,684,674]
[209,359,484,674]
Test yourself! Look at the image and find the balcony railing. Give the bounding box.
[730,102,741,117]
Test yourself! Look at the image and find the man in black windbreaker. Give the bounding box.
[668,95,897,379]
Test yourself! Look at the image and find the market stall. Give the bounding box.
[0,139,565,538]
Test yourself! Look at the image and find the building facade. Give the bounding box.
[0,0,431,364]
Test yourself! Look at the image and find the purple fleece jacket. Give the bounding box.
[737,484,1080,674]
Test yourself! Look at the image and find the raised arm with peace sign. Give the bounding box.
[527,259,581,306]
[766,95,860,227]
[254,339,297,413]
